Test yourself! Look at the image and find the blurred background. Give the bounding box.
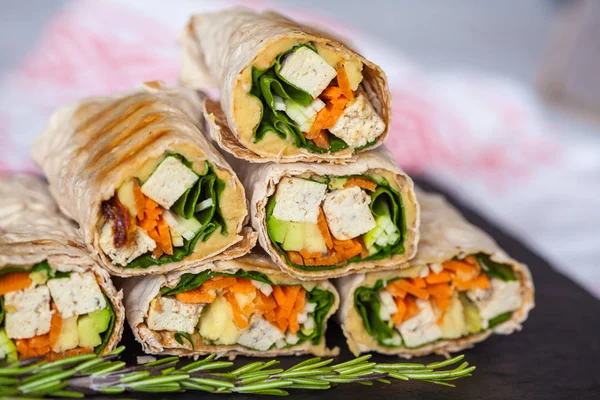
[0,0,599,296]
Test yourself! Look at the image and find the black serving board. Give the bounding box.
[116,178,600,400]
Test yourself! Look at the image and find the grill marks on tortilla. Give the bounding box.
[102,196,135,248]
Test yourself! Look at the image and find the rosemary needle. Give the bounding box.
[0,346,475,397]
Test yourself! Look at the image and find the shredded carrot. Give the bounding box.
[255,292,277,313]
[391,297,407,325]
[386,282,407,298]
[443,260,478,280]
[336,64,355,100]
[176,288,216,304]
[307,107,329,139]
[132,180,146,220]
[455,273,490,291]
[201,276,238,291]
[317,209,333,250]
[49,304,62,348]
[425,270,453,284]
[394,280,430,299]
[137,196,172,258]
[343,178,377,192]
[288,289,306,334]
[156,217,173,256]
[404,296,420,320]
[281,286,301,315]
[228,279,256,294]
[224,292,248,329]
[321,86,343,99]
[272,286,287,308]
[473,273,490,289]
[432,295,452,313]
[411,277,427,289]
[16,332,52,359]
[0,271,32,295]
[143,197,162,221]
[287,251,304,266]
[427,283,452,298]
[312,130,330,149]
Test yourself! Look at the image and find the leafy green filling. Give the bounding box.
[125,155,227,269]
[354,254,518,347]
[159,270,334,347]
[265,175,406,270]
[250,44,351,153]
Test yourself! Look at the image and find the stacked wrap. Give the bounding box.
[337,190,535,357]
[181,8,391,162]
[122,253,339,358]
[0,175,124,360]
[231,146,420,280]
[32,82,256,277]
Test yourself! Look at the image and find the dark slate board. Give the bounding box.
[117,178,600,400]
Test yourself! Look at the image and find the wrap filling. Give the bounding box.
[250,44,384,153]
[266,174,405,270]
[99,154,227,268]
[140,270,335,351]
[354,254,522,348]
[0,261,115,362]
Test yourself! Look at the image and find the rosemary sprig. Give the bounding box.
[0,346,474,397]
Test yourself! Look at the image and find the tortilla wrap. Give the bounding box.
[181,7,391,163]
[337,190,535,358]
[122,252,340,358]
[0,175,124,358]
[233,145,419,280]
[32,82,256,277]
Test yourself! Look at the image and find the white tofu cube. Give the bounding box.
[329,94,385,148]
[278,46,337,98]
[467,279,521,324]
[5,286,52,339]
[323,186,376,240]
[99,223,156,266]
[141,156,199,209]
[147,296,203,334]
[272,177,327,223]
[47,272,107,318]
[399,299,442,348]
[237,317,284,351]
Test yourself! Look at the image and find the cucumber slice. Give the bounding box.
[0,329,17,362]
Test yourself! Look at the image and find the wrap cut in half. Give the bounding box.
[0,175,124,362]
[336,190,535,358]
[32,82,257,277]
[122,252,340,358]
[235,146,420,280]
[181,7,391,163]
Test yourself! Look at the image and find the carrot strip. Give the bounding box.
[321,86,343,99]
[425,270,453,284]
[427,283,452,298]
[336,64,355,100]
[404,296,420,320]
[49,304,62,348]
[394,280,430,299]
[432,296,452,313]
[391,297,407,325]
[312,130,330,149]
[156,217,173,256]
[228,279,256,294]
[308,107,329,139]
[0,271,32,295]
[224,292,248,329]
[343,178,377,192]
[443,260,478,280]
[412,277,427,289]
[473,273,490,289]
[287,251,304,266]
[317,209,333,250]
[272,286,287,308]
[176,289,216,304]
[386,282,407,298]
[281,286,301,315]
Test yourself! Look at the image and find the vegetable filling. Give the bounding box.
[144,270,335,351]
[250,44,384,152]
[266,174,405,270]
[354,254,522,348]
[0,261,115,362]
[99,154,227,268]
